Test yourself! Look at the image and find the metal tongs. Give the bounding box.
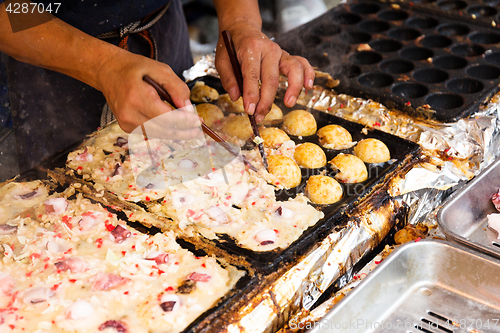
[143,75,257,172]
[221,30,269,170]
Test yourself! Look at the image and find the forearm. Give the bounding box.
[212,0,262,31]
[0,2,121,91]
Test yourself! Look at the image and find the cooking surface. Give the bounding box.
[276,0,500,122]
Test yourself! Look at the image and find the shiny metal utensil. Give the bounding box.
[221,30,268,170]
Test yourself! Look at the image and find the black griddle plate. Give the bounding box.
[275,0,500,122]
[186,76,420,271]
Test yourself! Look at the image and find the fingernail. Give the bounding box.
[307,79,314,89]
[286,96,297,107]
[229,87,238,101]
[184,100,194,112]
[247,103,256,115]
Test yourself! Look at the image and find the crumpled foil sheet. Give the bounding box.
[183,58,500,332]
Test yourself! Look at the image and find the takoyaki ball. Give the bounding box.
[217,94,245,113]
[305,175,343,205]
[263,104,283,126]
[330,154,368,183]
[260,127,290,149]
[316,125,353,150]
[221,115,253,141]
[353,138,390,163]
[196,103,224,127]
[282,110,317,137]
[190,81,219,103]
[294,143,327,169]
[267,155,302,189]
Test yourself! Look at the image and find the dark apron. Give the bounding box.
[6,0,193,171]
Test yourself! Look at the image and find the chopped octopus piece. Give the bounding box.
[44,197,68,214]
[178,159,197,170]
[75,147,93,162]
[18,189,38,199]
[255,229,277,246]
[55,257,88,273]
[113,136,128,148]
[275,206,293,218]
[79,215,99,231]
[22,287,54,304]
[92,272,129,291]
[98,320,128,333]
[0,274,15,295]
[110,225,131,244]
[66,300,94,320]
[187,272,211,282]
[146,253,169,265]
[493,189,500,212]
[112,163,123,177]
[0,224,18,235]
[206,206,228,224]
[160,294,180,312]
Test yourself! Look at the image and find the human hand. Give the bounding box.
[96,49,196,134]
[215,23,315,124]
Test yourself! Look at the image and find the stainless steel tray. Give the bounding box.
[308,240,500,333]
[438,159,500,259]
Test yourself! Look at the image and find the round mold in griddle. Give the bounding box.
[333,64,362,78]
[388,27,421,41]
[358,20,391,33]
[485,51,500,67]
[451,43,485,57]
[433,55,468,69]
[413,68,449,83]
[400,46,433,60]
[405,17,439,29]
[358,72,394,88]
[312,23,342,37]
[369,39,402,52]
[378,9,409,21]
[469,32,500,45]
[446,78,484,94]
[425,93,464,110]
[379,59,414,74]
[391,82,428,98]
[302,34,322,48]
[316,42,350,57]
[341,31,371,44]
[307,53,331,68]
[436,0,467,10]
[466,64,500,79]
[350,2,380,14]
[332,12,362,25]
[351,51,383,65]
[437,23,470,36]
[467,5,497,18]
[421,35,453,48]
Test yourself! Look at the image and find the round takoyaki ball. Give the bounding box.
[221,115,253,141]
[190,81,219,103]
[267,155,302,189]
[217,94,245,113]
[282,110,317,137]
[262,104,283,126]
[305,175,343,205]
[196,103,224,127]
[316,125,353,149]
[294,143,327,169]
[330,154,368,183]
[260,127,290,148]
[353,138,391,163]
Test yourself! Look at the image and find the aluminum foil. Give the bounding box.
[183,58,500,333]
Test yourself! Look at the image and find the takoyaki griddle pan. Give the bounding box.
[184,76,420,271]
[275,0,500,122]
